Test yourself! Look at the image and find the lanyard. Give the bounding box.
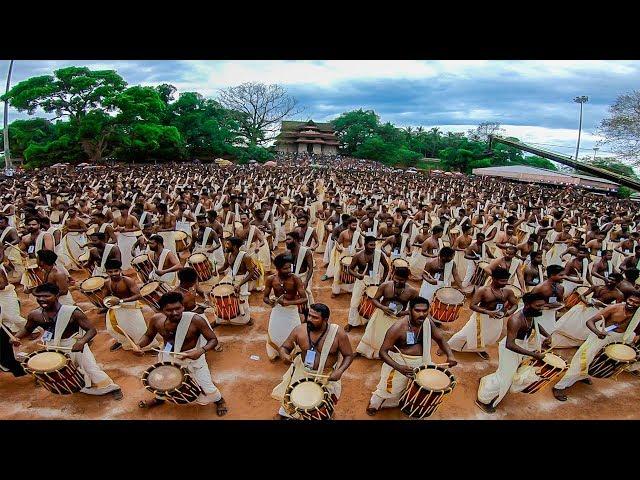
[307,323,328,352]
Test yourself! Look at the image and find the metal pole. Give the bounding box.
[3,60,14,171]
[592,147,599,161]
[575,100,584,161]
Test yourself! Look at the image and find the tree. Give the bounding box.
[598,91,640,162]
[521,155,558,170]
[332,109,380,155]
[0,118,56,158]
[217,82,303,145]
[467,121,505,142]
[585,156,639,179]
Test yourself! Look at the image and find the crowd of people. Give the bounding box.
[0,153,639,419]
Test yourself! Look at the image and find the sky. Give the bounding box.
[1,59,639,162]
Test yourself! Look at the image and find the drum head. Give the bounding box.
[103,296,121,308]
[212,283,235,296]
[449,228,460,234]
[604,343,636,361]
[365,285,379,296]
[435,287,465,305]
[416,367,451,390]
[340,256,353,267]
[147,364,184,390]
[132,254,149,264]
[27,351,67,372]
[140,282,161,296]
[543,353,567,369]
[81,276,106,291]
[290,381,324,409]
[175,231,188,241]
[190,253,208,263]
[393,258,409,268]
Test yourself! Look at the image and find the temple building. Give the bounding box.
[275,120,340,155]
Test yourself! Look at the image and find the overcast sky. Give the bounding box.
[2,60,639,161]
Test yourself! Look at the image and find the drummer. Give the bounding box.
[293,213,319,250]
[147,235,181,287]
[366,296,457,416]
[134,291,228,415]
[618,245,640,273]
[618,268,640,298]
[12,283,123,399]
[89,212,117,244]
[26,250,75,306]
[103,259,159,352]
[529,264,566,335]
[86,232,121,277]
[216,236,255,326]
[449,268,519,359]
[191,214,222,273]
[476,292,551,414]
[356,266,419,359]
[346,235,389,331]
[284,231,315,310]
[485,245,525,292]
[419,247,463,304]
[561,246,593,298]
[552,291,640,401]
[0,253,27,333]
[19,217,55,256]
[523,250,545,292]
[331,216,363,297]
[461,232,495,290]
[263,254,307,361]
[113,203,142,271]
[271,303,354,419]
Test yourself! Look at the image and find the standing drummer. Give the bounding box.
[530,264,566,335]
[216,236,255,325]
[147,235,182,287]
[271,303,354,419]
[419,247,463,303]
[86,232,121,277]
[172,267,209,315]
[134,291,228,416]
[12,283,123,399]
[366,296,457,416]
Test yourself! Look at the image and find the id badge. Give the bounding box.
[368,270,374,278]
[605,324,618,333]
[406,331,416,345]
[548,296,557,304]
[495,303,504,312]
[42,331,53,342]
[532,278,539,284]
[434,273,441,280]
[388,302,397,312]
[304,350,316,368]
[596,250,602,257]
[164,342,173,353]
[27,245,35,254]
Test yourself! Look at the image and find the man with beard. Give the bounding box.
[134,291,228,415]
[332,216,364,297]
[530,264,565,335]
[420,225,445,259]
[284,231,314,311]
[367,296,458,416]
[23,250,74,306]
[486,245,526,291]
[113,203,141,270]
[550,272,624,349]
[360,208,380,238]
[19,217,55,256]
[236,211,268,288]
[271,303,354,419]
[419,247,463,303]
[154,203,178,255]
[171,267,210,315]
[552,291,640,401]
[294,213,319,250]
[103,259,159,352]
[476,292,551,414]
[346,235,390,331]
[619,245,640,274]
[263,254,307,361]
[147,235,181,287]
[449,268,519,359]
[251,209,275,265]
[523,250,546,292]
[13,283,123,399]
[57,205,88,271]
[89,212,117,244]
[217,236,255,325]
[86,232,122,277]
[618,268,639,298]
[356,266,419,359]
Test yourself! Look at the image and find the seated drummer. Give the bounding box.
[12,283,123,399]
[367,296,457,416]
[271,303,354,420]
[135,291,228,415]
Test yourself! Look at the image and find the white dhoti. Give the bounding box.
[56,232,87,271]
[348,278,369,327]
[449,312,502,353]
[454,250,467,280]
[316,221,326,253]
[419,280,443,303]
[176,220,191,234]
[538,308,558,335]
[106,302,160,351]
[0,285,27,332]
[257,242,271,273]
[158,231,177,255]
[149,270,178,288]
[546,243,568,267]
[409,249,427,279]
[462,259,479,288]
[116,232,138,270]
[368,351,423,410]
[562,279,585,299]
[323,236,335,268]
[157,351,222,405]
[550,303,599,348]
[58,337,120,395]
[266,305,301,360]
[356,309,398,359]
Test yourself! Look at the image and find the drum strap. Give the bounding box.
[0,227,15,243]
[35,231,46,253]
[173,311,199,355]
[443,260,453,287]
[52,305,79,347]
[158,248,170,271]
[581,258,588,282]
[246,225,256,249]
[232,251,246,279]
[294,246,308,276]
[623,308,640,344]
[200,227,213,249]
[422,315,433,366]
[303,227,313,247]
[100,244,115,272]
[316,323,339,379]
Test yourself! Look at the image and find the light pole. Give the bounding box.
[573,95,588,161]
[592,146,599,162]
[3,60,14,173]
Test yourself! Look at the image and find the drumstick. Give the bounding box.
[116,323,139,351]
[38,343,73,351]
[0,323,19,342]
[151,348,188,356]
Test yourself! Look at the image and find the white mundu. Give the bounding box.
[149,248,177,287]
[448,307,503,353]
[106,300,160,351]
[348,248,383,328]
[92,244,116,277]
[562,258,589,299]
[550,299,599,349]
[331,229,361,295]
[271,323,342,419]
[266,304,301,361]
[293,245,314,306]
[0,266,27,332]
[369,316,433,411]
[117,231,139,270]
[44,305,120,395]
[157,312,222,405]
[419,260,453,303]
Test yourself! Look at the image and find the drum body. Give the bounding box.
[400,365,456,419]
[141,362,202,404]
[448,228,461,247]
[188,253,214,282]
[469,261,490,287]
[588,342,638,378]
[521,353,567,394]
[339,256,355,284]
[429,287,465,323]
[283,377,335,420]
[79,276,108,308]
[210,282,240,320]
[132,254,154,283]
[22,349,84,395]
[564,286,590,309]
[357,285,379,320]
[26,264,46,287]
[174,231,190,253]
[389,258,410,279]
[140,281,172,311]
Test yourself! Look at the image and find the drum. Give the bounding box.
[469,261,490,287]
[564,286,590,309]
[448,228,461,247]
[521,353,567,394]
[141,362,202,405]
[79,276,108,308]
[139,281,172,311]
[22,349,85,395]
[588,342,639,378]
[400,364,456,419]
[174,230,190,253]
[188,253,214,282]
[245,254,262,281]
[132,254,154,283]
[429,287,465,323]
[389,257,410,279]
[339,256,355,284]
[25,264,46,287]
[283,377,335,420]
[357,285,380,320]
[210,282,240,320]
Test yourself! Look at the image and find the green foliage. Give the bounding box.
[588,157,639,179]
[469,158,493,170]
[332,109,380,154]
[520,155,558,170]
[618,186,633,198]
